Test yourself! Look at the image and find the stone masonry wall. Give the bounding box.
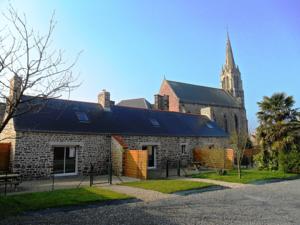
[180,102,248,135]
[122,135,228,170]
[13,132,110,179]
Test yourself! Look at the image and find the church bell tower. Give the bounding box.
[220,33,245,107]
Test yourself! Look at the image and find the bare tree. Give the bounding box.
[0,6,80,133]
[230,132,248,179]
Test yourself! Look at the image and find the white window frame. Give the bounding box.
[52,145,79,177]
[140,142,160,170]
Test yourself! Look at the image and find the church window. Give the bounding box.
[223,114,228,133]
[235,114,239,132]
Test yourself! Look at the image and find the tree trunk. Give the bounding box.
[237,158,242,179]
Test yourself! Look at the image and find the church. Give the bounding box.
[119,34,248,135]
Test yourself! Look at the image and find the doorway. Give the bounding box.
[53,146,77,175]
[142,145,157,169]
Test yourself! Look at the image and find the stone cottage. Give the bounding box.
[0,88,228,179]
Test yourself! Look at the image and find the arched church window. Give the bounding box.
[234,114,239,132]
[223,114,228,133]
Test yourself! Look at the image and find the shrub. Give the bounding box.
[254,150,269,170]
[279,149,300,173]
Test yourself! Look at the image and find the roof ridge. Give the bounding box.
[166,79,224,91]
[23,95,99,106]
[119,97,147,101]
[113,105,207,118]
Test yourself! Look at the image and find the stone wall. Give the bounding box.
[180,102,248,135]
[122,135,228,170]
[2,124,229,179]
[12,132,110,179]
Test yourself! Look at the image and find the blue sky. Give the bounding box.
[1,0,300,132]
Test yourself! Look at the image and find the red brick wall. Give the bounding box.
[159,80,180,112]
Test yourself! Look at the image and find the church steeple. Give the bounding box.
[225,33,235,70]
[221,33,245,107]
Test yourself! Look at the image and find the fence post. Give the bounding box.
[166,160,169,178]
[177,160,181,177]
[52,172,55,191]
[108,162,112,185]
[4,172,8,196]
[89,164,94,187]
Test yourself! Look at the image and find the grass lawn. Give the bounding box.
[0,187,131,218]
[120,179,215,194]
[192,169,299,184]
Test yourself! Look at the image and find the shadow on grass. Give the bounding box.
[23,198,141,216]
[250,175,300,185]
[0,187,133,219]
[172,185,229,196]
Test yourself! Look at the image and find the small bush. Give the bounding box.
[279,149,300,173]
[254,151,268,170]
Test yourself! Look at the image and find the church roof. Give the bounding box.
[117,98,152,109]
[13,96,228,137]
[166,80,240,108]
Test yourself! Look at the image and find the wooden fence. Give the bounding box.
[0,143,11,172]
[193,148,234,170]
[123,150,148,179]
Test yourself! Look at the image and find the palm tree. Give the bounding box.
[256,93,299,170]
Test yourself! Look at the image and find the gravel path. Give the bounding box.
[1,179,299,225]
[104,184,176,202]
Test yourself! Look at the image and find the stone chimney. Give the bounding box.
[200,107,216,121]
[154,94,169,111]
[9,75,22,104]
[98,89,111,109]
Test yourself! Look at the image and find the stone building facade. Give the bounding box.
[0,86,229,179]
[12,132,111,178]
[2,129,227,179]
[112,135,227,178]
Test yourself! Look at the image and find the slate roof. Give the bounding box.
[13,96,228,137]
[117,98,152,109]
[166,80,240,108]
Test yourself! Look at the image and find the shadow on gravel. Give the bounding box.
[251,176,300,185]
[172,185,229,196]
[23,198,141,216]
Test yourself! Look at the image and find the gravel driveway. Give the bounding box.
[1,179,299,225]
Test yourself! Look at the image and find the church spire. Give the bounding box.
[220,33,245,107]
[225,32,235,70]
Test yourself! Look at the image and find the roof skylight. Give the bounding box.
[149,118,160,127]
[76,112,89,123]
[206,122,214,129]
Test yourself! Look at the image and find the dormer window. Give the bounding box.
[75,112,89,123]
